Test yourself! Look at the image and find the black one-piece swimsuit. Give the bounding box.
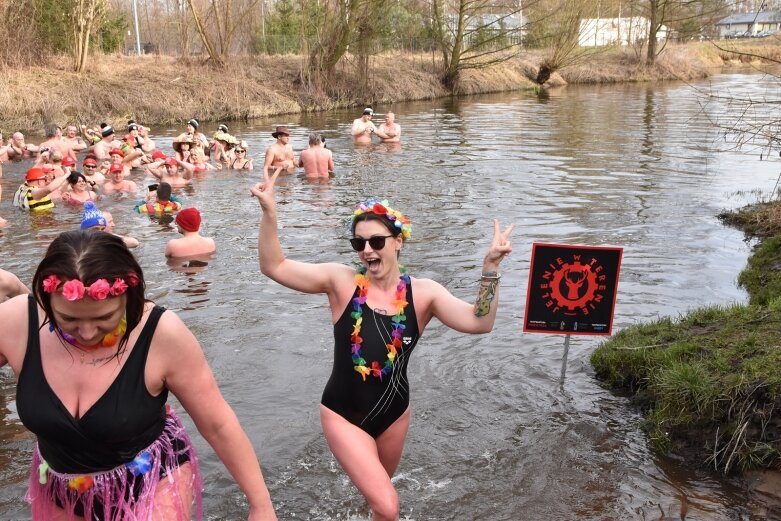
[321,280,420,438]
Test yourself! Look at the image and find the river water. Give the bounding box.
[1,71,780,520]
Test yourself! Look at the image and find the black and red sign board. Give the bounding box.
[523,243,622,336]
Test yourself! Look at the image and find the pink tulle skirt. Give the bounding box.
[25,410,203,521]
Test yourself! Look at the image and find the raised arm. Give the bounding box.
[155,311,277,520]
[423,219,515,334]
[30,173,69,200]
[250,168,348,295]
[145,161,165,179]
[176,158,196,174]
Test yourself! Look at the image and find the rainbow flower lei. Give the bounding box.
[350,199,412,239]
[351,265,410,381]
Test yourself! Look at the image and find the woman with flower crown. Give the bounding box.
[251,169,514,520]
[0,230,277,521]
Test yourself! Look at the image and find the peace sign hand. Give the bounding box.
[249,167,283,212]
[484,219,516,269]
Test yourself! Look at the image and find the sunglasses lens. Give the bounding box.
[368,237,387,250]
[349,236,388,251]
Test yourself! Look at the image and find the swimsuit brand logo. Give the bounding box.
[403,337,412,345]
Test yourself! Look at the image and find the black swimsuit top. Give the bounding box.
[16,296,168,473]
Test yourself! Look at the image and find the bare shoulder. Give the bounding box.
[408,276,444,305]
[0,294,33,370]
[148,307,200,360]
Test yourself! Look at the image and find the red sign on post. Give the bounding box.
[523,243,622,336]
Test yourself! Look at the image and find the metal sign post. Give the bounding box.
[559,334,571,386]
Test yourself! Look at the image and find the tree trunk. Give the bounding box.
[186,0,222,64]
[536,64,553,85]
[442,0,467,89]
[72,0,104,73]
[646,0,659,65]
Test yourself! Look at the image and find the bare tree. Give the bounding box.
[638,0,730,64]
[430,0,525,89]
[72,0,108,72]
[186,0,262,64]
[525,0,602,84]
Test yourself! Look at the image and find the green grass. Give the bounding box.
[592,199,781,473]
[591,304,781,473]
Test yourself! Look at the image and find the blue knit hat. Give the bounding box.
[80,201,107,229]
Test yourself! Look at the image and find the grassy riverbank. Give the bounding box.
[3,39,779,134]
[591,198,781,474]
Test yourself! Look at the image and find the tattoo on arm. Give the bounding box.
[474,279,499,317]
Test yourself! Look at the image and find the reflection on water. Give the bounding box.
[2,72,781,519]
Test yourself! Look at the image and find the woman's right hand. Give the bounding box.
[250,167,282,211]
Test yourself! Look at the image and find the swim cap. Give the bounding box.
[164,157,178,167]
[83,157,98,167]
[62,156,76,167]
[101,126,115,137]
[176,207,201,232]
[80,201,107,230]
[151,150,166,161]
[109,147,124,157]
[25,167,47,182]
[109,163,123,173]
[363,107,373,116]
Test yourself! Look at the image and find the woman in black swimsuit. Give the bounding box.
[251,170,514,520]
[0,231,277,520]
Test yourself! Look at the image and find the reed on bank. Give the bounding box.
[5,40,775,134]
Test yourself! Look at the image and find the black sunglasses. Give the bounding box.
[349,235,393,252]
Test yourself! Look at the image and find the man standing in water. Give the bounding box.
[63,124,88,152]
[38,123,76,161]
[298,133,334,178]
[375,111,401,143]
[263,126,297,179]
[351,107,377,144]
[5,132,38,161]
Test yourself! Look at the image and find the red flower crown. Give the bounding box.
[42,273,139,301]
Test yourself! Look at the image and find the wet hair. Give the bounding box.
[44,122,60,138]
[351,213,403,239]
[157,182,172,201]
[31,231,146,357]
[67,171,87,186]
[309,132,321,146]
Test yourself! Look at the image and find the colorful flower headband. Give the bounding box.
[350,199,412,239]
[42,273,139,301]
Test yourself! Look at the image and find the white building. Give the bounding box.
[578,17,667,47]
[715,11,781,38]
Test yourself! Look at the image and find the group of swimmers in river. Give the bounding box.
[0,106,514,521]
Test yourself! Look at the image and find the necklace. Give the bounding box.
[351,265,409,381]
[50,317,128,364]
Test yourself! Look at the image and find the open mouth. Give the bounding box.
[365,258,381,271]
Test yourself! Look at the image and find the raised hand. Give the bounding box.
[249,167,283,212]
[484,219,515,268]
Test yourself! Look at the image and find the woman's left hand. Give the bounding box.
[484,219,515,268]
